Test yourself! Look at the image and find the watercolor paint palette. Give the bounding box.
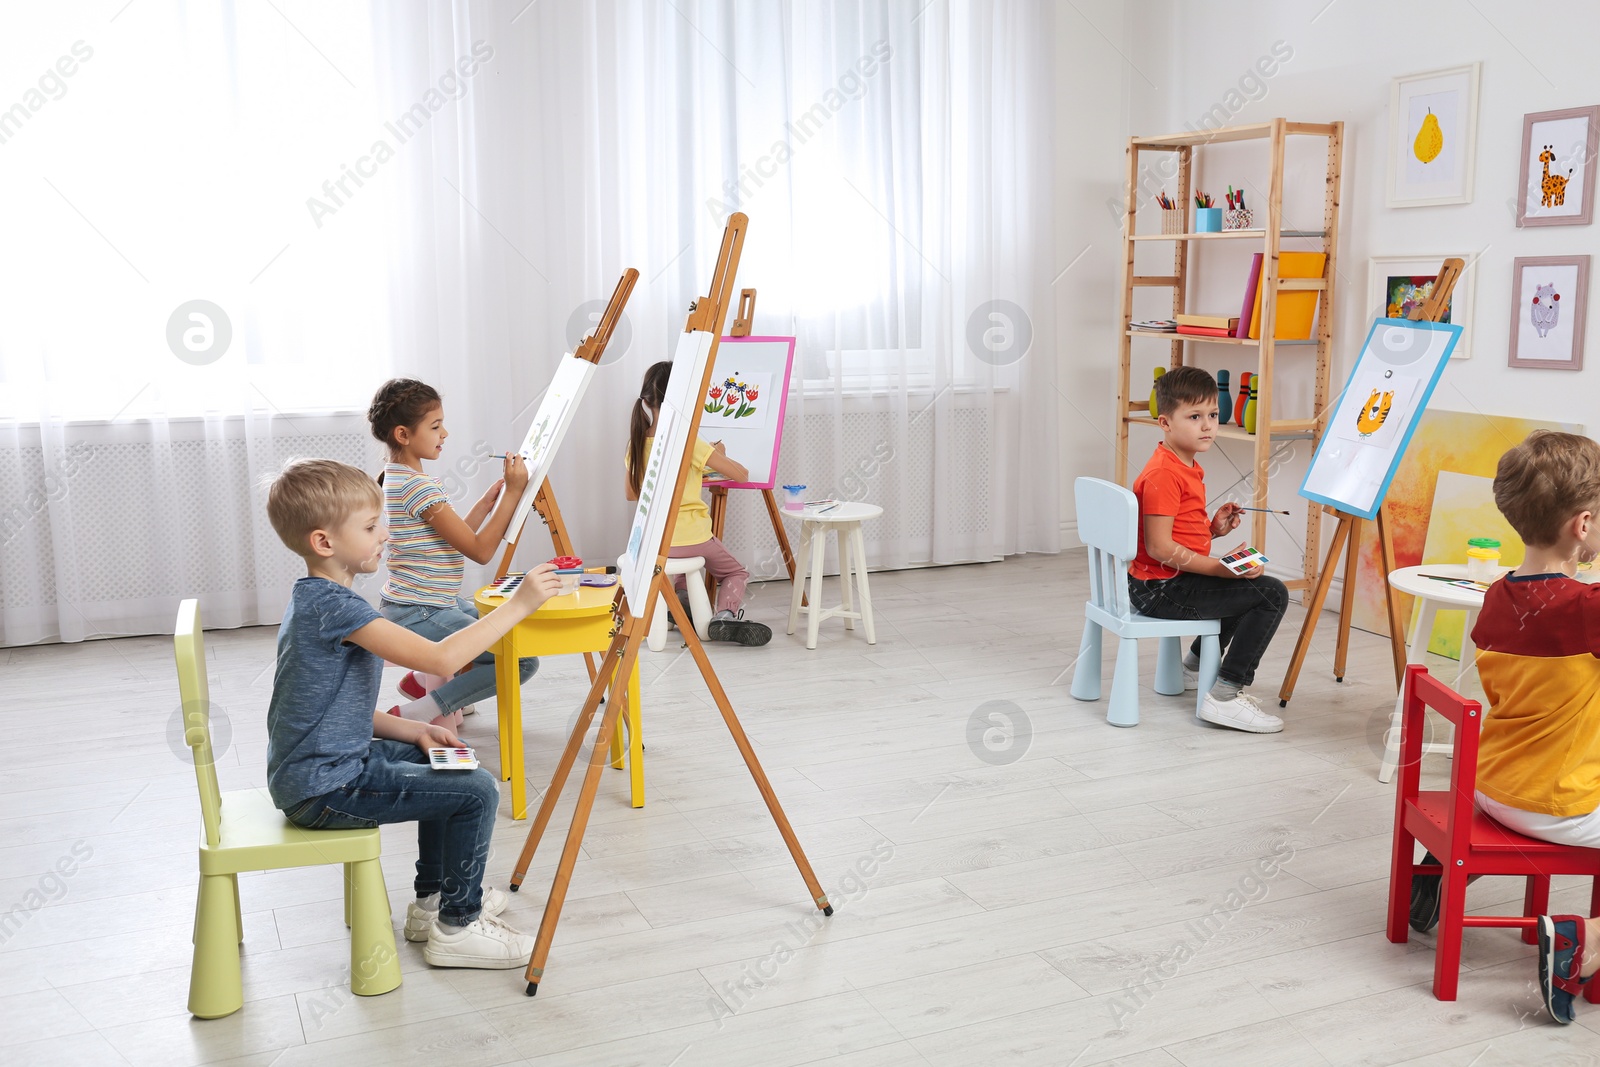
[428,747,479,771]
[1219,547,1268,576]
[487,573,525,598]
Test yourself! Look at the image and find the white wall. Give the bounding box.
[1053,0,1152,544]
[1058,0,1600,556]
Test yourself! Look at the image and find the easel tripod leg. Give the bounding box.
[1333,517,1361,683]
[660,583,833,916]
[523,632,641,995]
[1277,514,1352,708]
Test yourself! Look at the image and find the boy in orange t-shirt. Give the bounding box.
[1409,430,1600,1025]
[1127,367,1288,733]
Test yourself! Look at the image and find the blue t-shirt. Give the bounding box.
[266,577,384,809]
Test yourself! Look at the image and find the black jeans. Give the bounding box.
[1128,572,1289,687]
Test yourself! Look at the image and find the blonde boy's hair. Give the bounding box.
[1493,431,1600,547]
[267,458,382,557]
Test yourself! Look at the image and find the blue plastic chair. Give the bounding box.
[1070,477,1221,727]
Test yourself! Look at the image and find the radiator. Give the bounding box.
[0,415,373,641]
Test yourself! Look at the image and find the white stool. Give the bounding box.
[782,502,882,649]
[648,556,713,652]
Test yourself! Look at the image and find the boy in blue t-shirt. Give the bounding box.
[265,458,562,969]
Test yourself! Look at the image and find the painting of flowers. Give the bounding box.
[702,370,773,429]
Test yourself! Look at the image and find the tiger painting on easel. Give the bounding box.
[1355,389,1394,437]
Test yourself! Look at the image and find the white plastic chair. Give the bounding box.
[1070,477,1222,727]
[648,556,713,652]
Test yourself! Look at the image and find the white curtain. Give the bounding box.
[0,0,1058,644]
[382,0,1060,590]
[0,2,397,644]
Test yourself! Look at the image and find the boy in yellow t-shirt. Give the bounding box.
[1411,430,1600,1025]
[623,360,770,646]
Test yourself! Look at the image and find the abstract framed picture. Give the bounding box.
[1366,254,1477,359]
[1507,255,1589,370]
[1516,105,1599,227]
[1387,63,1480,207]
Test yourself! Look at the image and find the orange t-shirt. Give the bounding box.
[1130,444,1211,580]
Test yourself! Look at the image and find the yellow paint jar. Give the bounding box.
[1466,538,1501,584]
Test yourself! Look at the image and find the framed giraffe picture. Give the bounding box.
[1516,106,1599,228]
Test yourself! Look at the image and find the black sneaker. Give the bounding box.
[707,609,771,646]
[1410,850,1442,934]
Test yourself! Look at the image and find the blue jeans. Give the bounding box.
[285,740,499,925]
[380,596,538,714]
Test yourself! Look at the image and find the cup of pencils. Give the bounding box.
[1156,192,1183,234]
[1193,192,1222,233]
[1223,186,1253,230]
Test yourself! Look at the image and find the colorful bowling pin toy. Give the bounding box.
[1243,376,1259,434]
[1217,369,1231,424]
[1149,366,1165,418]
[1234,371,1251,427]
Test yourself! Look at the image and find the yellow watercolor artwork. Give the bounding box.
[1414,471,1523,662]
[1350,410,1584,650]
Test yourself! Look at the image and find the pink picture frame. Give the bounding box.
[1507,255,1589,371]
[704,335,797,489]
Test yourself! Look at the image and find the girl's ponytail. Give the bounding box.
[367,378,442,485]
[626,361,674,497]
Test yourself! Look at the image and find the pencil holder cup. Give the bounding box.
[782,484,806,511]
[1224,207,1253,230]
[1194,207,1223,233]
[1160,209,1184,235]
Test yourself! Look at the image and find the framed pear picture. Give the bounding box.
[1387,63,1480,207]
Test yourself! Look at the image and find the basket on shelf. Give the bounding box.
[1224,207,1253,230]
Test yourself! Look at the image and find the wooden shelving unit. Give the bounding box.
[1114,117,1344,592]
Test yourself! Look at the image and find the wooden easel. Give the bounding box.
[1277,258,1465,707]
[707,287,803,602]
[491,269,639,682]
[506,215,831,997]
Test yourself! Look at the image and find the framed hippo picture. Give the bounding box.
[1508,255,1590,371]
[1515,106,1599,228]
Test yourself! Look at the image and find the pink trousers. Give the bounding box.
[669,537,748,613]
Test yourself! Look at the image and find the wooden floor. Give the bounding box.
[3,553,1598,1066]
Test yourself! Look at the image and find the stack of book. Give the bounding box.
[1174,313,1239,337]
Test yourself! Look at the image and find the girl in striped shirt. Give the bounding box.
[369,378,538,726]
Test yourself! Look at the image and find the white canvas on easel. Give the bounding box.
[618,330,717,613]
[700,336,796,488]
[501,353,598,547]
[1300,318,1462,520]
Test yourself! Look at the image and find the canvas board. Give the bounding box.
[619,330,717,614]
[1300,318,1462,520]
[501,353,598,546]
[700,336,797,489]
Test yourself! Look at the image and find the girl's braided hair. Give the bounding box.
[367,378,441,484]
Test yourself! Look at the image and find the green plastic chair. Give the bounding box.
[175,599,402,1018]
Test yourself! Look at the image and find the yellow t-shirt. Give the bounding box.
[628,436,715,547]
[1473,574,1600,817]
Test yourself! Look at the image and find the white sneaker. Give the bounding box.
[404,887,508,942]
[1181,665,1200,691]
[1199,691,1284,734]
[422,914,536,969]
[460,703,477,716]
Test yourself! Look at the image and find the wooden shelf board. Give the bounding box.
[1124,416,1314,442]
[1127,229,1327,242]
[1124,331,1318,347]
[1131,122,1338,148]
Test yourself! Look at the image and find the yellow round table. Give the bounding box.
[474,584,642,818]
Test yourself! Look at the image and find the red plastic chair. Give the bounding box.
[1387,664,1600,1001]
